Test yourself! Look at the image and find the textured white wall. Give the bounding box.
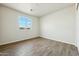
[0,8,1,39]
[40,6,76,45]
[76,5,79,51]
[0,6,40,45]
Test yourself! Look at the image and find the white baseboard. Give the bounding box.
[40,36,77,47]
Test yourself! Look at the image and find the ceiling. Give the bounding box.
[1,3,74,17]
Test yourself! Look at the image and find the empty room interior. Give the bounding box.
[0,3,79,56]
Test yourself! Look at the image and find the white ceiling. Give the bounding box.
[1,3,74,17]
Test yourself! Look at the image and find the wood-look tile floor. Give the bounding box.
[0,37,79,56]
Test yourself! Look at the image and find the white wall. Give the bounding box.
[0,8,1,39]
[40,5,76,45]
[76,5,79,51]
[0,6,40,45]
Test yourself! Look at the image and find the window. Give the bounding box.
[19,16,32,29]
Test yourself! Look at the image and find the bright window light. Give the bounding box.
[19,16,32,29]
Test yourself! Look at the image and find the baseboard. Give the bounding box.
[0,36,40,47]
[0,36,78,50]
[40,36,77,48]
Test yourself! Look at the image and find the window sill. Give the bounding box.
[19,27,30,30]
